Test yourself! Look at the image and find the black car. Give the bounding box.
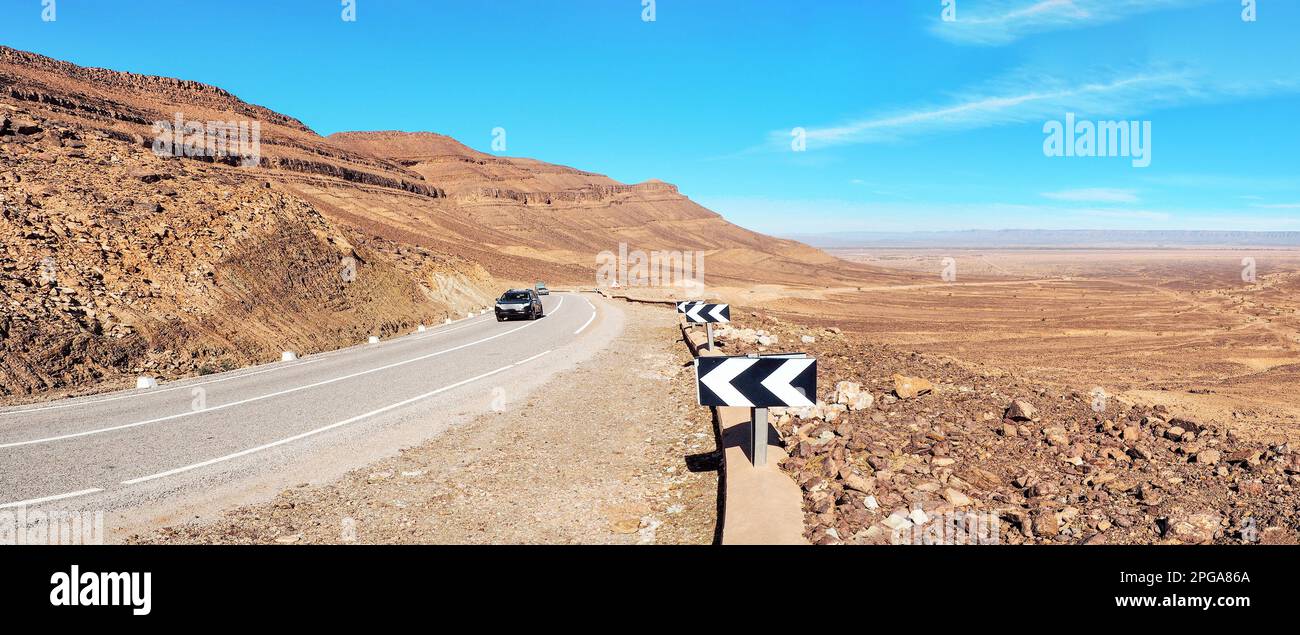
[495,289,544,321]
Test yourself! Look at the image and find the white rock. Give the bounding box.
[444,318,452,324]
[368,336,380,344]
[908,508,930,525]
[280,351,297,362]
[135,376,158,389]
[882,512,913,531]
[801,335,816,344]
[417,324,426,333]
[864,495,879,510]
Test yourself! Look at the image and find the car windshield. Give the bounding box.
[501,292,531,302]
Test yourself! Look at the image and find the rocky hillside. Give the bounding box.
[0,105,493,401]
[0,44,885,401]
[712,317,1300,545]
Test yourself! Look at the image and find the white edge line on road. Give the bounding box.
[0,296,566,449]
[0,359,323,417]
[121,349,555,486]
[573,295,597,335]
[0,488,104,510]
[0,313,496,418]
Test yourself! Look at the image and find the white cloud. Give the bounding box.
[1042,188,1139,204]
[772,67,1197,150]
[1251,203,1300,209]
[931,0,1214,46]
[771,63,1298,151]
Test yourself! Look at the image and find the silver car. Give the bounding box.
[495,289,544,321]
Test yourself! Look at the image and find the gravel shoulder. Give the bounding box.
[130,300,718,545]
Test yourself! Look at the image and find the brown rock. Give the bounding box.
[1005,400,1037,421]
[942,488,973,507]
[1162,511,1222,544]
[1195,449,1221,465]
[1033,510,1060,538]
[892,374,933,399]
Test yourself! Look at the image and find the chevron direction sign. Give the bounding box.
[676,300,705,313]
[695,355,816,407]
[684,303,730,323]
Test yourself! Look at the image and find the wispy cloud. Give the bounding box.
[771,67,1197,150]
[1042,188,1139,204]
[771,64,1297,151]
[1251,203,1300,209]
[931,0,1213,46]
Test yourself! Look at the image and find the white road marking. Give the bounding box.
[573,296,597,334]
[0,359,321,418]
[0,296,566,449]
[0,488,104,510]
[121,349,555,485]
[0,313,495,418]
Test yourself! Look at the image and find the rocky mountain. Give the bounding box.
[0,45,870,401]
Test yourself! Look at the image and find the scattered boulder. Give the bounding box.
[1161,511,1222,544]
[1005,400,1037,421]
[943,488,973,507]
[892,374,933,399]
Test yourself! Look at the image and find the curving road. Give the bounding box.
[0,292,611,535]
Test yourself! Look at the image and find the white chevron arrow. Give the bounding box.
[707,304,729,323]
[760,358,815,407]
[699,358,757,407]
[685,303,706,322]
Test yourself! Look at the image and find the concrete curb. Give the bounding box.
[681,324,809,545]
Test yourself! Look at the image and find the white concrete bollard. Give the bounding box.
[368,336,380,344]
[444,318,452,325]
[465,312,472,319]
[417,324,426,333]
[281,351,298,361]
[136,376,158,389]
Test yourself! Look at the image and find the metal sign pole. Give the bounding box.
[706,323,714,350]
[752,407,768,466]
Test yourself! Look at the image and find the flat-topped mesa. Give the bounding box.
[458,180,679,205]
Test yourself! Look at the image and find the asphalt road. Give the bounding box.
[0,292,609,535]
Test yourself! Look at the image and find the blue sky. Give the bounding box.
[2,0,1298,235]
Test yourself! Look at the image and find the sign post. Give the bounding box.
[694,353,816,466]
[684,303,729,352]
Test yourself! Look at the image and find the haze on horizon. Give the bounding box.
[2,0,1297,236]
